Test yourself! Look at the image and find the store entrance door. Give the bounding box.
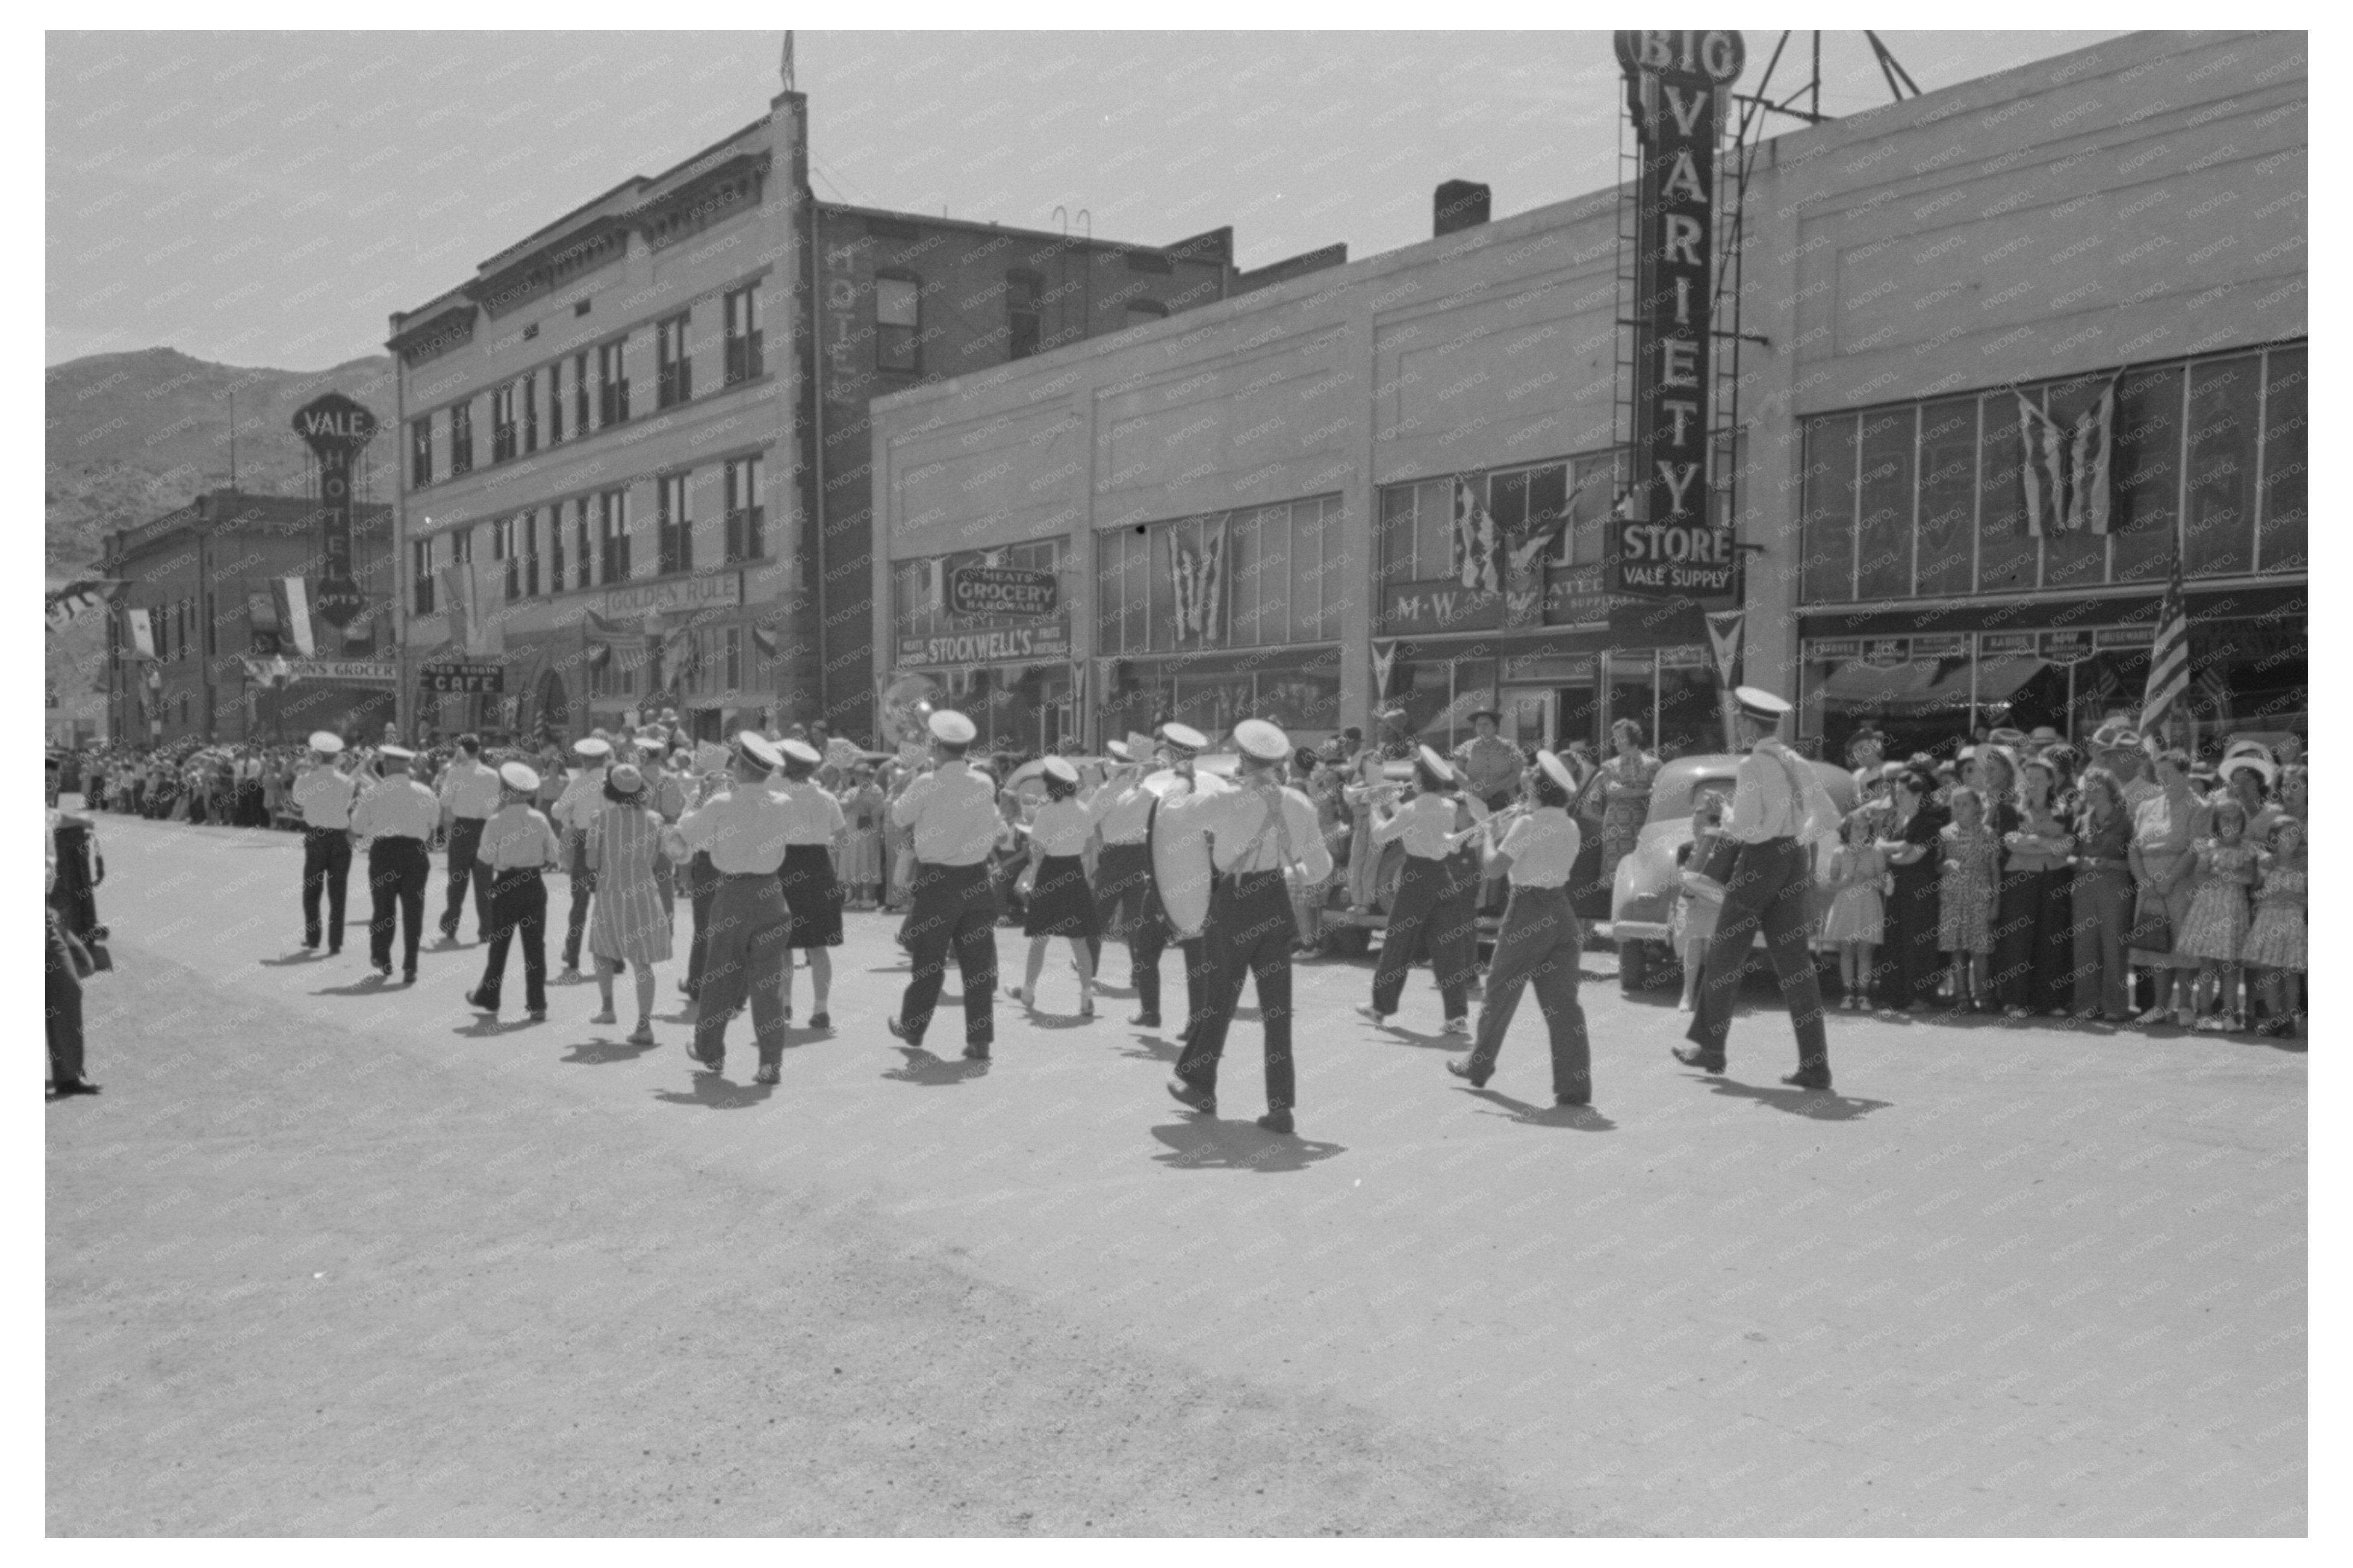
[1498,687,1552,749]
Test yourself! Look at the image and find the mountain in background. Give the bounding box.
[45,346,398,738]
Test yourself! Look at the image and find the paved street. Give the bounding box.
[50,812,2306,1535]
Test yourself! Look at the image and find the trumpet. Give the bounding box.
[1344,779,1407,806]
[1439,801,1531,852]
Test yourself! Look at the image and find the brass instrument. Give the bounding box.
[1439,800,1531,853]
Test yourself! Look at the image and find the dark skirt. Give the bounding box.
[1024,853,1099,939]
[1095,840,1159,939]
[1883,861,1943,1007]
[778,843,844,947]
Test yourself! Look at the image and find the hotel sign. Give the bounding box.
[291,392,379,629]
[1609,30,1743,619]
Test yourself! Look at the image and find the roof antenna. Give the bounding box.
[227,388,237,492]
[779,30,794,92]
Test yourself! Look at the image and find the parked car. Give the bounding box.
[1604,753,1858,994]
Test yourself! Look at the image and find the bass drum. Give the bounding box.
[1146,769,1229,938]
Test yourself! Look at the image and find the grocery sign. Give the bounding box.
[948,564,1057,620]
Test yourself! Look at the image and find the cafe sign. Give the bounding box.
[948,564,1057,620]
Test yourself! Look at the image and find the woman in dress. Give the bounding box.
[584,762,673,1045]
[2245,815,2306,1039]
[1937,786,2001,1010]
[774,740,847,1030]
[1994,756,2076,1016]
[2068,767,2136,1021]
[2128,748,2209,1026]
[2177,798,2258,1031]
[1008,757,1099,1016]
[839,765,886,909]
[1671,791,1730,1012]
[1596,718,1661,890]
[1875,767,1950,1012]
[1821,808,1886,1012]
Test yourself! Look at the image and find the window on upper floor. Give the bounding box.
[656,312,692,409]
[598,339,629,428]
[523,374,539,455]
[449,402,474,476]
[571,497,595,591]
[412,537,436,615]
[545,361,565,446]
[449,526,471,564]
[1007,270,1042,361]
[875,273,919,375]
[657,471,693,577]
[724,284,763,384]
[491,384,518,464]
[599,488,630,583]
[494,515,519,602]
[723,453,765,564]
[574,351,592,435]
[409,417,432,487]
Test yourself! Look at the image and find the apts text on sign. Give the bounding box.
[948,564,1058,620]
[1610,29,1742,605]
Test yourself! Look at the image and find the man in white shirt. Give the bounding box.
[1673,686,1841,1092]
[436,733,502,945]
[353,746,440,983]
[1088,742,1165,1024]
[1361,746,1488,1033]
[467,762,564,1021]
[1143,722,1229,1045]
[771,737,847,1031]
[888,710,1010,1060]
[1165,718,1334,1136]
[1447,750,1593,1105]
[671,732,797,1081]
[291,731,359,954]
[554,735,611,978]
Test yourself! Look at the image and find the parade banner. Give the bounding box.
[126,606,155,659]
[273,577,317,658]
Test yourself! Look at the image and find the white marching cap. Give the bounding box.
[928,709,978,744]
[1160,722,1208,751]
[1538,749,1576,791]
[379,744,415,761]
[308,732,345,755]
[735,730,784,770]
[779,738,823,767]
[1042,755,1080,783]
[1105,740,1132,761]
[574,736,612,759]
[1734,685,1792,723]
[1233,718,1290,762]
[499,762,540,792]
[1416,744,1455,783]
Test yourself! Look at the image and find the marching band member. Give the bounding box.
[1088,742,1164,1024]
[466,762,564,1022]
[1445,750,1593,1106]
[888,710,1011,1060]
[1144,722,1229,1047]
[1009,755,1101,1017]
[1360,746,1487,1034]
[555,735,612,980]
[773,736,847,1032]
[435,734,501,945]
[291,731,359,955]
[668,733,795,1082]
[1164,719,1334,1136]
[352,745,438,985]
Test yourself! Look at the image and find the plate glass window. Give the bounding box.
[723,285,762,384]
[724,454,765,564]
[656,313,692,409]
[657,473,692,577]
[875,274,919,374]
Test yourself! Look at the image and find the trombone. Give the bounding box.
[1438,800,1531,853]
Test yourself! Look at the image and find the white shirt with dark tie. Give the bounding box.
[675,785,795,874]
[292,765,359,829]
[1090,777,1157,845]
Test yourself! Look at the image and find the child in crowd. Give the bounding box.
[2179,798,2259,1031]
[1822,807,1888,1010]
[2243,815,2306,1038]
[840,766,885,910]
[1937,785,2000,1010]
[1670,791,1730,1013]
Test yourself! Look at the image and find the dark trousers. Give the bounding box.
[476,869,548,1014]
[300,827,352,950]
[366,838,430,975]
[1883,863,1942,1007]
[684,852,718,998]
[46,909,86,1086]
[1370,852,1479,1019]
[1468,885,1591,1099]
[2069,866,2134,1017]
[1177,871,1298,1115]
[1686,835,1830,1078]
[441,817,493,938]
[694,874,791,1068]
[899,862,999,1050]
[562,830,593,968]
[1995,866,2074,1013]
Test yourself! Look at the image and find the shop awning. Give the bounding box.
[1930,655,2047,708]
[1820,655,2045,717]
[1817,660,1940,706]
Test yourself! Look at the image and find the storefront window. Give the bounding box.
[2184,355,2260,579]
[2259,347,2305,573]
[1095,495,1340,656]
[1099,654,1343,750]
[1656,655,1721,758]
[893,536,1066,645]
[1799,415,1857,603]
[1375,454,1618,634]
[1855,409,1914,600]
[2110,366,2182,584]
[1915,399,1976,598]
[1975,390,2036,595]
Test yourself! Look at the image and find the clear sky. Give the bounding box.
[47,29,2124,372]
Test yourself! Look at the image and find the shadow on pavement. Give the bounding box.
[1116,1033,1183,1063]
[1148,1119,1344,1173]
[1698,1078,1892,1121]
[1366,1019,1461,1051]
[562,1037,661,1065]
[1465,1088,1618,1131]
[311,976,393,997]
[882,1047,989,1087]
[257,951,326,967]
[1022,1013,1098,1031]
[651,1071,776,1110]
[451,1016,538,1039]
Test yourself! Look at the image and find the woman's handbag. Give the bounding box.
[2127,889,2172,954]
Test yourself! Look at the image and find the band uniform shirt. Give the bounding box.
[675,784,794,874]
[770,777,847,846]
[1496,806,1581,888]
[437,757,503,821]
[352,777,440,842]
[653,768,690,824]
[552,765,606,833]
[891,759,1004,866]
[1726,738,1838,845]
[1090,778,1157,845]
[1027,798,1096,857]
[477,801,562,873]
[292,765,360,829]
[1374,791,1488,859]
[1196,782,1335,880]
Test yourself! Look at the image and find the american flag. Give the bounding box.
[2138,553,2190,738]
[1451,475,1499,592]
[2017,374,2119,537]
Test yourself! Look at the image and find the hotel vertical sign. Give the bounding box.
[1611,30,1743,632]
[291,392,379,628]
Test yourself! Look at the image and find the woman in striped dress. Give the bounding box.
[585,762,673,1045]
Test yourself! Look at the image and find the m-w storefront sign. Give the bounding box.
[1382,565,1618,633]
[898,620,1070,667]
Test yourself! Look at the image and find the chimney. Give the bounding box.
[1434,179,1490,238]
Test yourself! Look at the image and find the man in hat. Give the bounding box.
[554,735,612,978]
[1166,717,1334,1134]
[1088,741,1167,1025]
[889,710,1011,1060]
[1846,727,1888,801]
[436,734,501,945]
[1673,686,1842,1092]
[1452,708,1524,813]
[467,761,564,1022]
[1143,721,1229,1045]
[291,731,361,954]
[2091,722,2158,815]
[352,745,440,985]
[670,732,797,1081]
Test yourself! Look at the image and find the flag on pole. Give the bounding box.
[1450,475,1499,592]
[2138,553,2190,739]
[125,606,155,659]
[46,577,122,633]
[2018,375,2119,537]
[274,577,316,658]
[751,618,779,662]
